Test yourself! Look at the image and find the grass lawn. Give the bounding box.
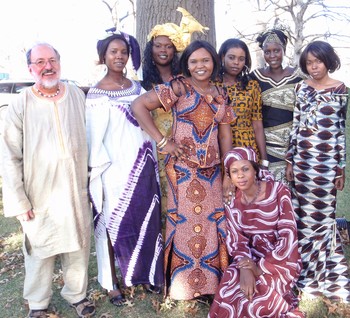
[1,114,350,317]
[334,109,350,220]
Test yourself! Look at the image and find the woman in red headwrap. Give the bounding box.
[209,147,304,318]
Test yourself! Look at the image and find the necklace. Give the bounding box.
[191,78,213,95]
[191,78,214,103]
[35,86,60,98]
[222,75,238,106]
[242,180,261,205]
[222,74,238,88]
[115,77,125,89]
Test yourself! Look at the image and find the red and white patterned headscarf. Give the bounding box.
[224,147,274,181]
[223,147,258,171]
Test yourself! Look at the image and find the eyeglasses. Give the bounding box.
[30,58,59,68]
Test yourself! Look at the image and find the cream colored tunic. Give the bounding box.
[1,83,91,259]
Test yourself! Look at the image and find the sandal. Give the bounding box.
[70,297,95,317]
[144,284,161,294]
[195,294,213,305]
[108,283,126,307]
[27,309,48,318]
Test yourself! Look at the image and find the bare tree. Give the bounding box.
[101,0,136,32]
[234,0,350,66]
[135,0,215,52]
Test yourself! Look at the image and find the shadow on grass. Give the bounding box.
[1,173,350,317]
[0,175,210,317]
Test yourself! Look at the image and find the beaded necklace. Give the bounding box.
[35,86,60,98]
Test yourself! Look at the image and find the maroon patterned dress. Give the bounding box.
[154,77,235,300]
[209,180,304,318]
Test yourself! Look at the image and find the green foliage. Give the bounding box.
[334,107,350,220]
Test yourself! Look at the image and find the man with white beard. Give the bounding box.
[1,43,95,318]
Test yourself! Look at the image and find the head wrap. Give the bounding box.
[224,147,275,182]
[147,7,209,52]
[147,23,183,51]
[104,27,141,74]
[223,147,257,172]
[256,29,288,50]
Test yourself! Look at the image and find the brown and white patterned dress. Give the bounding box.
[154,77,235,300]
[286,81,350,302]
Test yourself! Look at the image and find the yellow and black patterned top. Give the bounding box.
[215,79,262,158]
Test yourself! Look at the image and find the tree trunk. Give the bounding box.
[136,0,216,52]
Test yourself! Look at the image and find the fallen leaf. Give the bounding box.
[151,298,161,314]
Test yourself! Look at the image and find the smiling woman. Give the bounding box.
[132,40,235,301]
[85,32,164,306]
[250,28,304,185]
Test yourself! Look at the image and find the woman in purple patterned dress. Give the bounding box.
[86,33,163,306]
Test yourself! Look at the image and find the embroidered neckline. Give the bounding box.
[89,80,140,97]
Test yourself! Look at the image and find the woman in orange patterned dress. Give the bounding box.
[132,40,235,300]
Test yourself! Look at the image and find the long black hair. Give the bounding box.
[218,38,252,90]
[142,39,180,91]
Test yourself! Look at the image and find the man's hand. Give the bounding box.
[16,210,35,222]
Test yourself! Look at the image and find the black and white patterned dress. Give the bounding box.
[286,81,350,302]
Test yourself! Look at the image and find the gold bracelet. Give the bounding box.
[157,137,168,149]
[157,136,167,148]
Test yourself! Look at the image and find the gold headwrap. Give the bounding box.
[262,32,284,48]
[147,7,209,52]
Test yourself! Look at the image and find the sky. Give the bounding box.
[0,0,113,84]
[0,0,349,85]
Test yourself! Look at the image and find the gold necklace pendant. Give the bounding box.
[115,77,125,89]
[191,78,210,94]
[205,94,213,104]
[191,78,214,103]
[242,180,261,205]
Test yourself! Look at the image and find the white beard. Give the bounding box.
[41,78,60,89]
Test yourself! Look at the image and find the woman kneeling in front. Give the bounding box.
[209,147,304,318]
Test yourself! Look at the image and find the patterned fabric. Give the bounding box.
[286,81,350,302]
[250,69,303,183]
[223,146,258,168]
[154,77,235,300]
[215,80,262,158]
[209,181,304,318]
[86,80,164,290]
[152,81,174,219]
